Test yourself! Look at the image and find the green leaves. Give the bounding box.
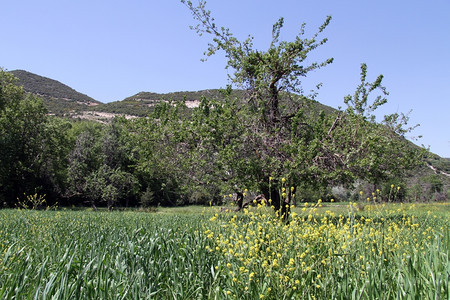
[344,63,389,119]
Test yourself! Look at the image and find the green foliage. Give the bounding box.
[85,165,139,210]
[139,187,156,207]
[66,119,139,208]
[0,68,72,205]
[424,174,443,194]
[9,70,100,116]
[179,1,424,208]
[380,181,407,202]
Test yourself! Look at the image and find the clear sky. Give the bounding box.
[2,0,449,157]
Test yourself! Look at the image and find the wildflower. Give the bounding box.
[282,177,286,183]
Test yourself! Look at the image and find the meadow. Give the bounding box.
[0,202,448,299]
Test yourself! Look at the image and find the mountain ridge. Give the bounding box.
[10,69,337,118]
[9,69,101,116]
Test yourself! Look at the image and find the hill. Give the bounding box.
[10,70,336,119]
[93,89,337,117]
[9,70,101,116]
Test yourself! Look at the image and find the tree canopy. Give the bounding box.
[178,0,424,214]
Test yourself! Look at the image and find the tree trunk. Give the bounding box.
[234,192,244,211]
[262,184,290,221]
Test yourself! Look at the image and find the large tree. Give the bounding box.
[181,1,422,214]
[0,69,71,206]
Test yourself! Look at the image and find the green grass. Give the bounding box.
[0,203,448,299]
[0,210,218,299]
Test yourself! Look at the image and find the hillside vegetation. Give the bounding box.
[9,69,337,119]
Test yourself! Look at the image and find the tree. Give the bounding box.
[131,100,209,206]
[182,1,332,130]
[67,119,139,209]
[304,63,423,188]
[67,125,103,207]
[85,165,139,211]
[0,68,70,206]
[181,1,335,217]
[182,1,423,216]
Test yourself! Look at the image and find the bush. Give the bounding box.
[140,188,157,207]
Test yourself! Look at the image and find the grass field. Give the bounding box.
[0,202,448,299]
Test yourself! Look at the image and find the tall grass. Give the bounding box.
[0,210,218,299]
[0,203,448,299]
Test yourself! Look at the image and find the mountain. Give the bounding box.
[9,70,101,116]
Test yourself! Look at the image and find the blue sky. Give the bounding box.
[2,0,449,157]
